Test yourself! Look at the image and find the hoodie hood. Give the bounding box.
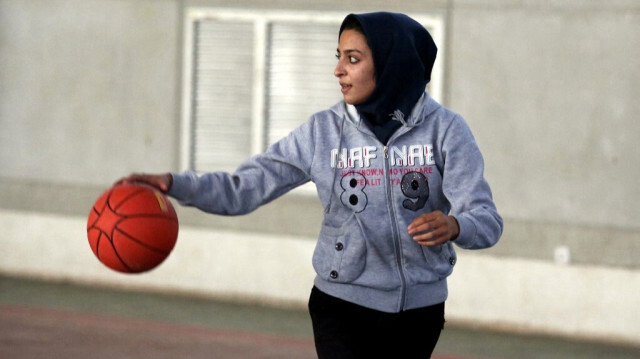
[339,12,437,143]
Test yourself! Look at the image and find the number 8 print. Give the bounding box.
[340,172,368,213]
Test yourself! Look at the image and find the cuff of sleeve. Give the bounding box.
[452,215,477,249]
[167,171,194,202]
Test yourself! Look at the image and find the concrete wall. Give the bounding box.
[0,0,181,184]
[452,0,640,229]
[1,0,639,346]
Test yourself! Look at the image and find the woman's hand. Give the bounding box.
[407,211,459,246]
[115,173,173,193]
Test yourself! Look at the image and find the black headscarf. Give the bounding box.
[339,12,438,143]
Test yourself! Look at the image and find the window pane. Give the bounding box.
[266,22,342,146]
[192,20,254,173]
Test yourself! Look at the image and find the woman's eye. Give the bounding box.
[335,53,359,64]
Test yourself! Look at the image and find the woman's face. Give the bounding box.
[334,29,376,105]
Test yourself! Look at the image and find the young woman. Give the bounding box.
[120,12,503,358]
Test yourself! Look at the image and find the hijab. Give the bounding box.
[339,12,438,144]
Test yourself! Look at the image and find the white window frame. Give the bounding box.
[180,8,446,183]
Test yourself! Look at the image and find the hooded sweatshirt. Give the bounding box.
[168,12,503,313]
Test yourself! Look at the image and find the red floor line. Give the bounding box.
[0,304,315,349]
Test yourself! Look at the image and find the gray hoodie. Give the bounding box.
[168,93,503,313]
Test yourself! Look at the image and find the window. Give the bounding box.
[181,9,445,175]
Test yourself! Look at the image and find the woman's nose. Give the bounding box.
[334,61,345,77]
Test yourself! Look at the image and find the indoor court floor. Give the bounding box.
[1,275,638,359]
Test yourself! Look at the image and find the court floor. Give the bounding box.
[1,275,638,359]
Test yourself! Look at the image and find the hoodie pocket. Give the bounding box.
[312,215,367,283]
[420,241,456,280]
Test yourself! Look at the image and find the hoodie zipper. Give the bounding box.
[383,144,408,311]
[351,106,412,311]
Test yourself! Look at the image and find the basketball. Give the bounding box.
[87,183,179,273]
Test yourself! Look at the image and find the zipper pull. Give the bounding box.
[384,145,389,159]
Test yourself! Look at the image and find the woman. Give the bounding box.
[120,12,503,358]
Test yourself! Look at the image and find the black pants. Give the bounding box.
[308,286,444,359]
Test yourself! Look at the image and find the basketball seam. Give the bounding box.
[97,231,134,273]
[113,227,173,255]
[123,213,177,219]
[111,188,147,211]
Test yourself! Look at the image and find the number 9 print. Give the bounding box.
[401,172,429,211]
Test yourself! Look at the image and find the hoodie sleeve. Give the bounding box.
[167,119,316,216]
[441,115,503,249]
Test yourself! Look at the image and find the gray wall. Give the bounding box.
[0,0,181,185]
[2,0,637,267]
[449,1,640,269]
[452,1,640,229]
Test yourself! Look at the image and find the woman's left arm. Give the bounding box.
[434,115,503,250]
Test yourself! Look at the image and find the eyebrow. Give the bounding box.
[336,49,365,55]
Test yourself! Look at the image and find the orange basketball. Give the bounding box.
[87,183,179,273]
